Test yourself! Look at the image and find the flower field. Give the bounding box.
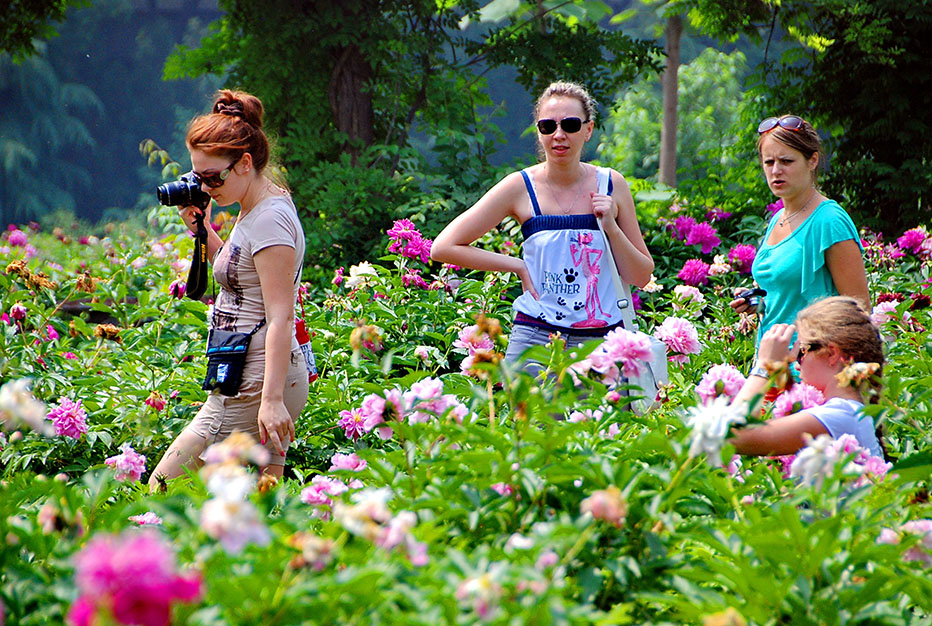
[1,202,931,625]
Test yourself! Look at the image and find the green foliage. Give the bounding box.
[0,0,89,61]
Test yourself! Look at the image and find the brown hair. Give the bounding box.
[756,114,823,183]
[796,296,885,399]
[533,81,597,125]
[186,89,271,172]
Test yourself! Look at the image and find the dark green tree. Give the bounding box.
[0,44,101,225]
[163,0,662,267]
[0,0,89,60]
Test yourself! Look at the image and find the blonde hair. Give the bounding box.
[796,296,884,397]
[533,81,597,125]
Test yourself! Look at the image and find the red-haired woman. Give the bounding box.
[149,90,308,488]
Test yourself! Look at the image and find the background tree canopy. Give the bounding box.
[1,0,930,259]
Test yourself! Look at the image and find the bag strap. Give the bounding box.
[185,212,210,300]
[594,167,637,332]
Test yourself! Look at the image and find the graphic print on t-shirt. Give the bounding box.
[568,231,609,328]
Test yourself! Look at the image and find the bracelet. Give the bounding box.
[748,366,769,379]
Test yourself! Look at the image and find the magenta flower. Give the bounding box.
[669,215,697,241]
[10,303,26,321]
[68,529,202,626]
[329,452,367,472]
[654,317,701,363]
[685,221,721,254]
[766,198,784,217]
[168,280,186,299]
[897,227,929,255]
[46,325,60,341]
[332,266,345,286]
[337,408,366,442]
[728,244,757,274]
[772,383,825,418]
[490,482,514,497]
[144,391,166,413]
[105,443,147,482]
[387,218,420,241]
[401,268,429,289]
[8,229,27,247]
[47,397,88,439]
[705,207,732,223]
[128,512,163,526]
[695,364,746,404]
[677,259,710,287]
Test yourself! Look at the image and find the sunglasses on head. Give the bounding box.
[758,115,805,135]
[796,342,823,365]
[536,117,588,135]
[193,158,239,188]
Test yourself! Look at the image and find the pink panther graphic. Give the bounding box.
[569,231,609,328]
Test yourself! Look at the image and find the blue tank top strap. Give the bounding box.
[520,169,543,216]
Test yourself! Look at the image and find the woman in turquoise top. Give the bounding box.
[730,114,870,346]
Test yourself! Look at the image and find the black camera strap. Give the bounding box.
[186,211,210,300]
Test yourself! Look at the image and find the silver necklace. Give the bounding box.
[544,165,587,214]
[779,189,817,227]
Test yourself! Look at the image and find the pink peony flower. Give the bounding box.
[654,317,701,363]
[401,268,429,289]
[580,486,628,528]
[128,512,163,526]
[332,266,345,286]
[871,301,900,326]
[46,325,60,341]
[728,244,757,274]
[695,364,746,403]
[766,198,784,217]
[338,407,366,442]
[897,227,929,255]
[685,221,721,254]
[772,383,825,418]
[8,229,27,247]
[105,443,147,482]
[490,483,514,497]
[386,218,420,242]
[47,397,88,439]
[586,327,654,383]
[301,475,349,508]
[68,529,202,626]
[329,452,367,472]
[453,325,493,352]
[677,259,710,287]
[877,519,932,566]
[669,215,697,241]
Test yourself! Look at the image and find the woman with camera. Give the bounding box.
[729,114,869,359]
[149,90,308,488]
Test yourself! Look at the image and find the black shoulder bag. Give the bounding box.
[202,317,266,396]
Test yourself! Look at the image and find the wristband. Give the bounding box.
[748,366,769,379]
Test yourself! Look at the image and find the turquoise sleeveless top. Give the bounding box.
[752,199,863,343]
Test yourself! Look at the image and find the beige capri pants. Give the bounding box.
[188,341,310,467]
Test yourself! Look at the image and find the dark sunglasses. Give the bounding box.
[536,117,588,135]
[796,342,823,365]
[757,115,804,135]
[194,159,239,189]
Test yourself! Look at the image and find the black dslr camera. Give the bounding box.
[156,172,210,210]
[738,287,767,308]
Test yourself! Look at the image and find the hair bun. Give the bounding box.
[215,102,245,118]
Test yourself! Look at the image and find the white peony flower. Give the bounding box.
[789,433,840,488]
[682,396,747,467]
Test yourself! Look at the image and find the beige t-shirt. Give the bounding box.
[210,195,305,365]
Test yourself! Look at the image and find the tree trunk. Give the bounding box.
[659,14,682,188]
[329,44,374,162]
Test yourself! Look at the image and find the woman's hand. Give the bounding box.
[516,261,539,300]
[590,192,617,224]
[729,287,760,314]
[257,399,295,457]
[757,323,798,367]
[178,203,212,234]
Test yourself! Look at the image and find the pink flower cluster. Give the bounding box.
[677,259,710,286]
[896,226,931,257]
[570,327,653,386]
[105,443,147,482]
[877,520,932,566]
[685,221,721,254]
[654,317,702,364]
[67,530,203,626]
[454,324,496,375]
[772,383,825,418]
[338,378,466,441]
[387,218,432,264]
[46,397,88,439]
[727,244,757,274]
[695,364,746,404]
